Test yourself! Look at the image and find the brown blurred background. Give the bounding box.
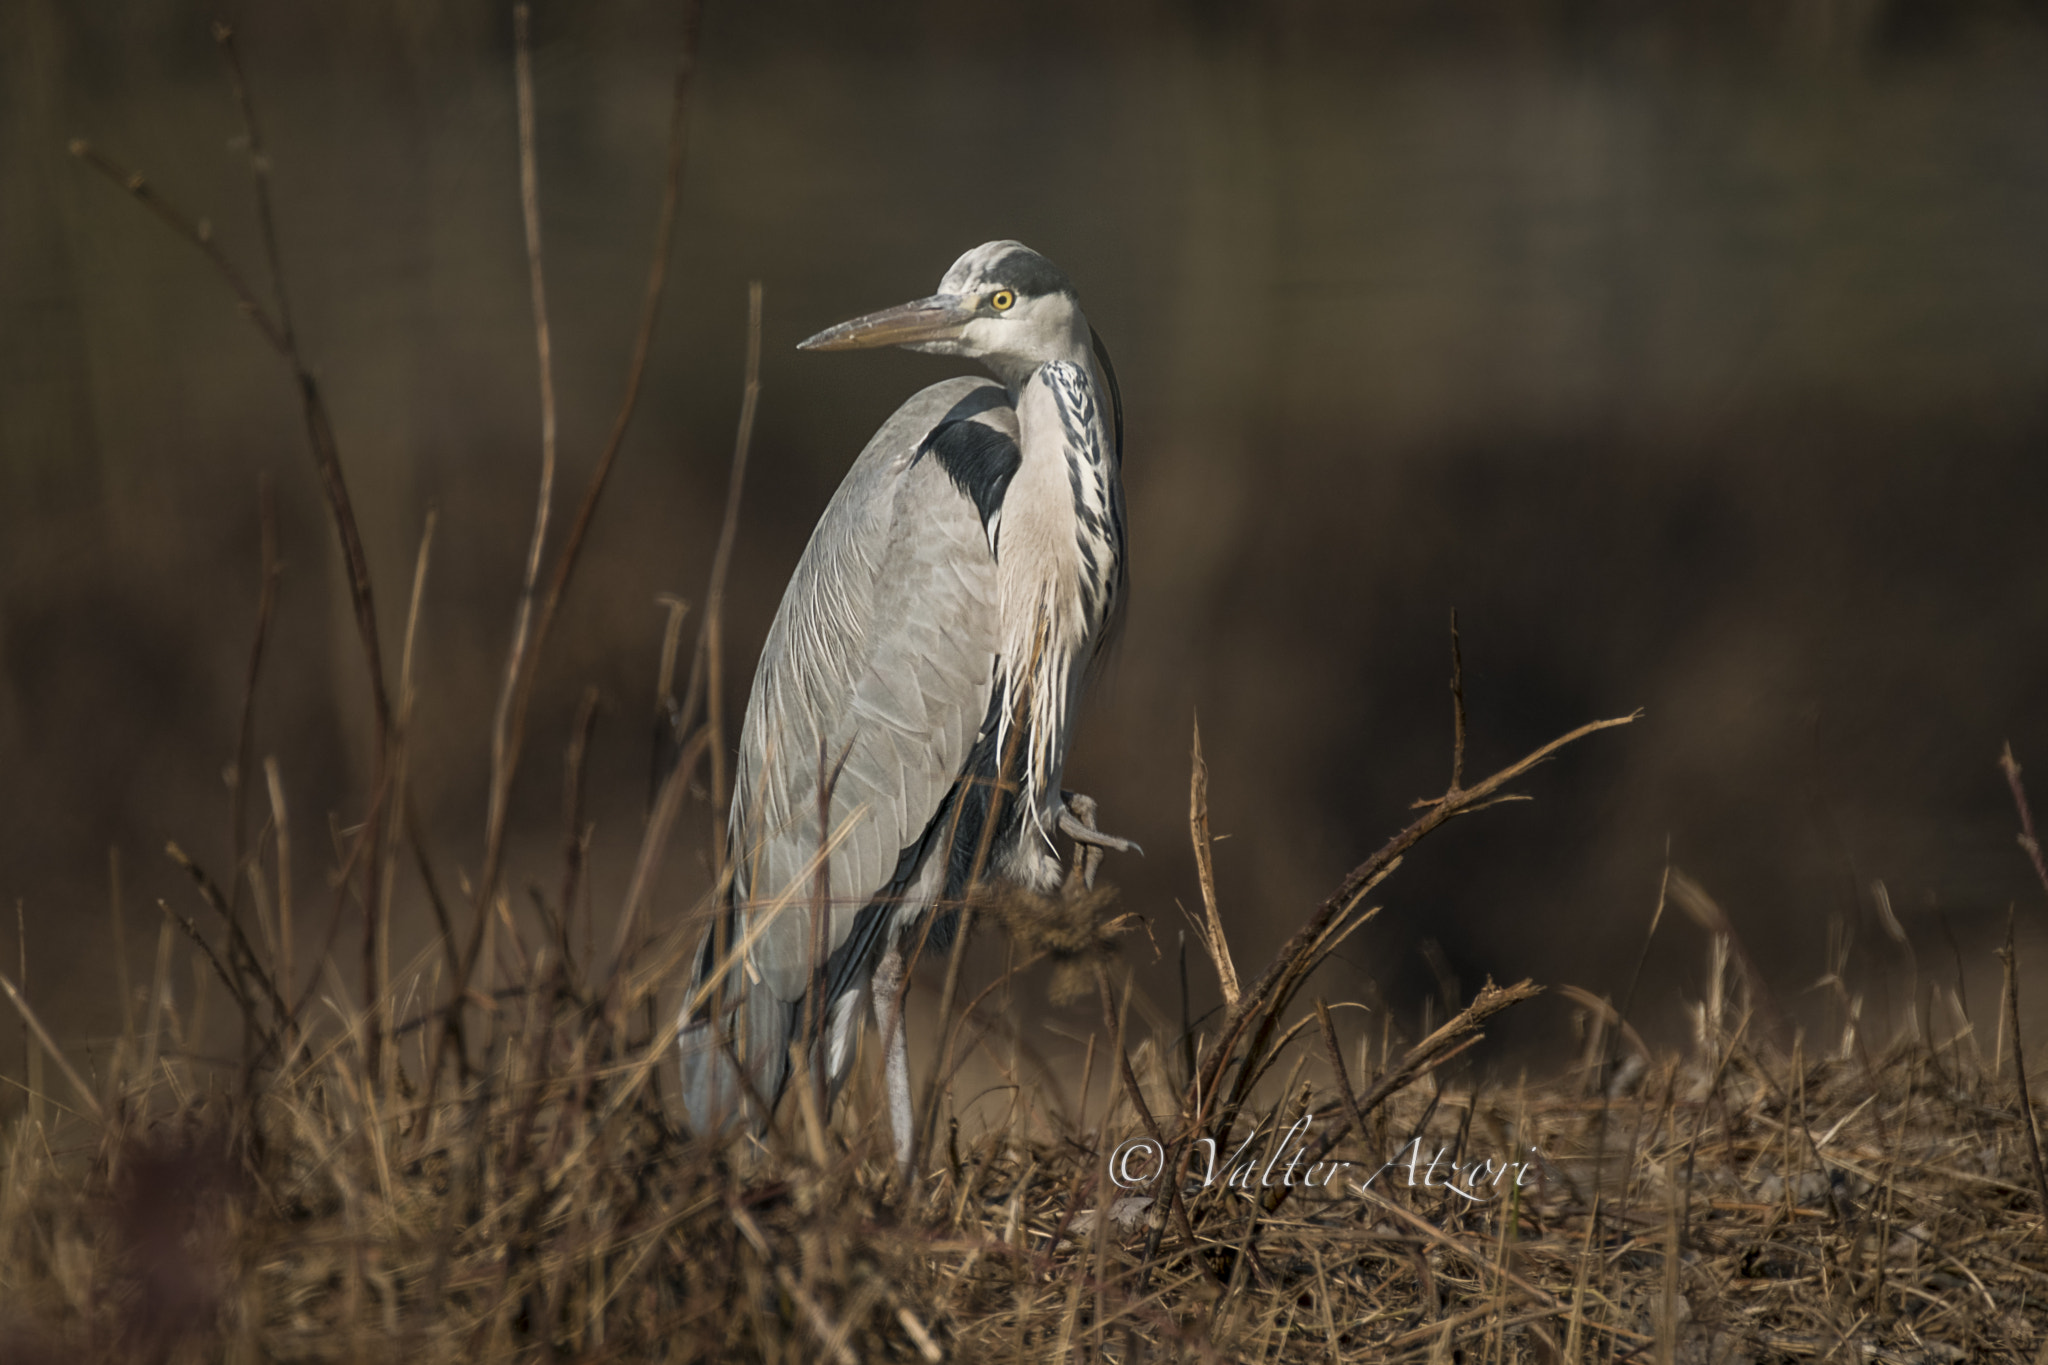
[7,0,2048,1097]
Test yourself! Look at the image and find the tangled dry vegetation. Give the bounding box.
[12,11,2048,1365]
[7,812,2048,1364]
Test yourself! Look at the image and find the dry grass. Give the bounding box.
[15,13,2048,1365]
[2,863,2046,1363]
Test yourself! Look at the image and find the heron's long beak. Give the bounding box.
[797,294,976,351]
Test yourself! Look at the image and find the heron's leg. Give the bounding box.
[1057,791,1144,891]
[871,940,914,1177]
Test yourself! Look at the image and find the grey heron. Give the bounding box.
[677,241,1137,1171]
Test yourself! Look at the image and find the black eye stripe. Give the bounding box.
[984,248,1071,299]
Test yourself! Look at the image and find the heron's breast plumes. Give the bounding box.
[991,360,1125,850]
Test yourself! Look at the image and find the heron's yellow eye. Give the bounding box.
[989,290,1016,312]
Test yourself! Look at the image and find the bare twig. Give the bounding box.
[1195,707,1639,1130]
[455,0,704,1048]
[156,899,256,1040]
[1265,978,1542,1215]
[2000,910,2048,1219]
[0,970,103,1123]
[1314,999,1370,1159]
[228,477,281,926]
[76,31,399,1067]
[558,687,603,981]
[263,758,295,1023]
[1186,713,1239,1010]
[1448,610,1467,791]
[485,2,562,946]
[695,280,764,887]
[165,841,290,1034]
[2001,744,2048,904]
[213,22,295,348]
[66,140,287,352]
[211,35,397,1062]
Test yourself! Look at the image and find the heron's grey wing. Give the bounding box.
[730,376,1017,1007]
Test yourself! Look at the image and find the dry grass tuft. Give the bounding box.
[4,901,2047,1362]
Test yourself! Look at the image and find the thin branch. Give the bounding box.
[263,757,295,1012]
[456,0,703,1021]
[2000,744,2048,1218]
[695,280,764,887]
[485,1,561,918]
[67,140,287,353]
[164,841,290,1031]
[1264,978,1541,1215]
[1314,999,1370,1163]
[559,686,603,981]
[0,970,104,1124]
[1186,712,1238,1010]
[77,35,399,1068]
[213,21,296,349]
[2001,744,2048,902]
[1449,610,1467,791]
[2004,913,2048,1220]
[1198,707,1640,1121]
[156,899,258,1040]
[228,475,281,924]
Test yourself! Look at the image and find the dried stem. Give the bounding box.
[2002,914,2048,1220]
[0,971,103,1123]
[483,0,562,903]
[558,687,603,980]
[1264,978,1541,1216]
[1186,713,1239,1010]
[453,0,704,1054]
[76,27,399,1068]
[695,280,764,887]
[2001,744,2048,902]
[1194,706,1639,1128]
[1448,610,1467,791]
[213,22,296,349]
[228,477,281,925]
[1997,745,2048,1217]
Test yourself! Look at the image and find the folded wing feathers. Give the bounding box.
[731,377,1012,1007]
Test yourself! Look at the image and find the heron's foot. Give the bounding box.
[1058,791,1143,892]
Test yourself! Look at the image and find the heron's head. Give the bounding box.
[798,241,1088,385]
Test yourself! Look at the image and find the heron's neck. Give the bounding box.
[990,358,1123,837]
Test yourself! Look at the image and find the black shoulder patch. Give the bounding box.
[922,418,1020,535]
[940,384,1008,426]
